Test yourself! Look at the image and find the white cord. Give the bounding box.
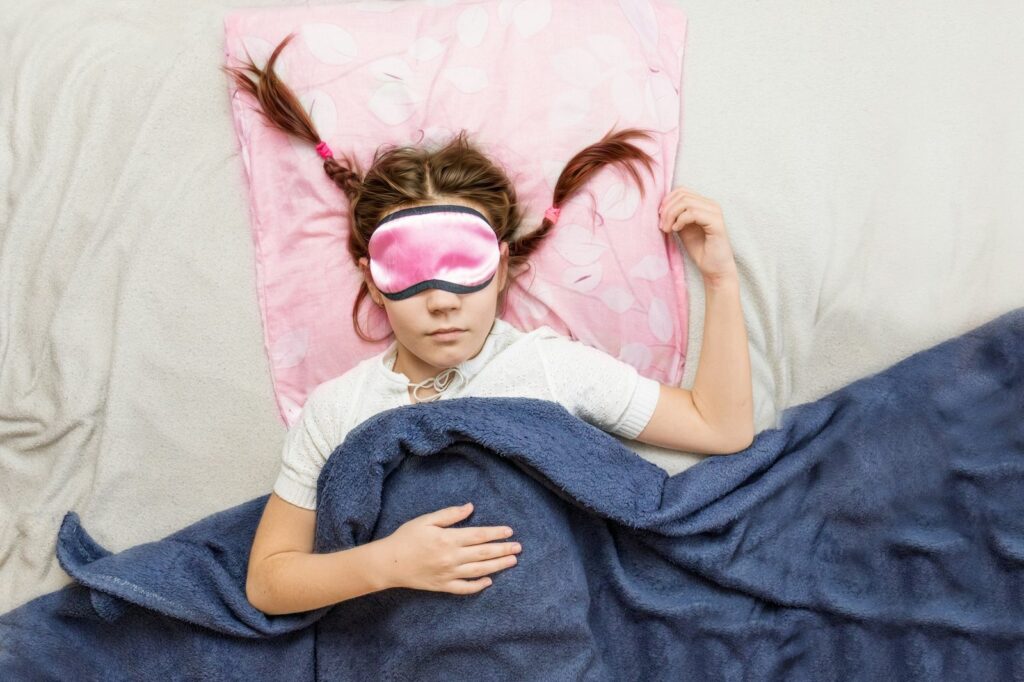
[409,366,466,403]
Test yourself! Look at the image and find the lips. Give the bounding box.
[430,328,464,335]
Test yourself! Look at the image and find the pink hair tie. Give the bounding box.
[544,206,561,224]
[315,140,334,159]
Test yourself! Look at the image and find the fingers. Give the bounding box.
[432,501,517,549]
[659,188,721,232]
[661,205,703,233]
[448,524,514,544]
[448,576,493,594]
[451,539,521,585]
[461,540,521,563]
[427,505,514,545]
[660,186,697,212]
[454,553,520,581]
[664,206,712,233]
[442,537,521,595]
[442,544,521,595]
[660,188,714,216]
[428,502,477,527]
[659,194,702,232]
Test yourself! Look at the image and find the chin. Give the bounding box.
[421,342,463,361]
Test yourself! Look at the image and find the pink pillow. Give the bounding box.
[223,0,689,427]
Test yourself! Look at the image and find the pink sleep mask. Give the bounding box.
[368,204,501,301]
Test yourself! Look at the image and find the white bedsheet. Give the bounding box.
[2,0,1022,614]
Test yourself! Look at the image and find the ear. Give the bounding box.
[358,257,380,295]
[498,241,510,290]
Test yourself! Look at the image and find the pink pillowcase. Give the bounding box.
[223,0,689,427]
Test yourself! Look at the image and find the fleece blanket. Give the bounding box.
[2,306,1022,680]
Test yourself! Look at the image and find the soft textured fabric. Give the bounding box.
[222,0,691,429]
[2,306,1022,680]
[274,317,663,510]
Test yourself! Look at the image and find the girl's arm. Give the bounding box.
[689,271,754,447]
[247,494,515,614]
[635,188,754,454]
[246,492,394,615]
[249,541,393,615]
[635,271,754,455]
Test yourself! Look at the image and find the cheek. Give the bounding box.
[471,288,499,311]
[385,304,419,331]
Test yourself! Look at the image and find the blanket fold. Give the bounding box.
[2,307,1023,680]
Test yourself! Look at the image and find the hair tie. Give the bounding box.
[315,140,334,159]
[544,206,561,224]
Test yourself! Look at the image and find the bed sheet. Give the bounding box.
[1,0,1022,616]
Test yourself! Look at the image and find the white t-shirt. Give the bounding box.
[273,317,662,510]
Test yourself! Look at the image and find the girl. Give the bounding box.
[223,33,754,616]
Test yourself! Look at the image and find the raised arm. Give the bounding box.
[635,272,754,454]
[635,188,754,454]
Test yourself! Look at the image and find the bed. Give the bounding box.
[2,0,1022,627]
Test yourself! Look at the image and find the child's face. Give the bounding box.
[358,240,509,374]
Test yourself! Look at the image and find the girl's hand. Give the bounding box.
[378,502,521,594]
[659,187,739,285]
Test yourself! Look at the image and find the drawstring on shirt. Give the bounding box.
[409,366,467,403]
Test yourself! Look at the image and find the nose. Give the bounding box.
[425,287,461,313]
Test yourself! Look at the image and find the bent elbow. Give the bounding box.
[721,429,755,455]
[245,567,273,615]
[245,580,264,614]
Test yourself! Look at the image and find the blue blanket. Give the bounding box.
[2,307,1023,680]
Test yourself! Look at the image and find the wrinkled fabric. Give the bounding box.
[2,307,1023,680]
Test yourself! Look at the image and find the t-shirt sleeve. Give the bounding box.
[272,384,337,510]
[536,332,662,440]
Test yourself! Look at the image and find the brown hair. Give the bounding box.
[223,32,658,343]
